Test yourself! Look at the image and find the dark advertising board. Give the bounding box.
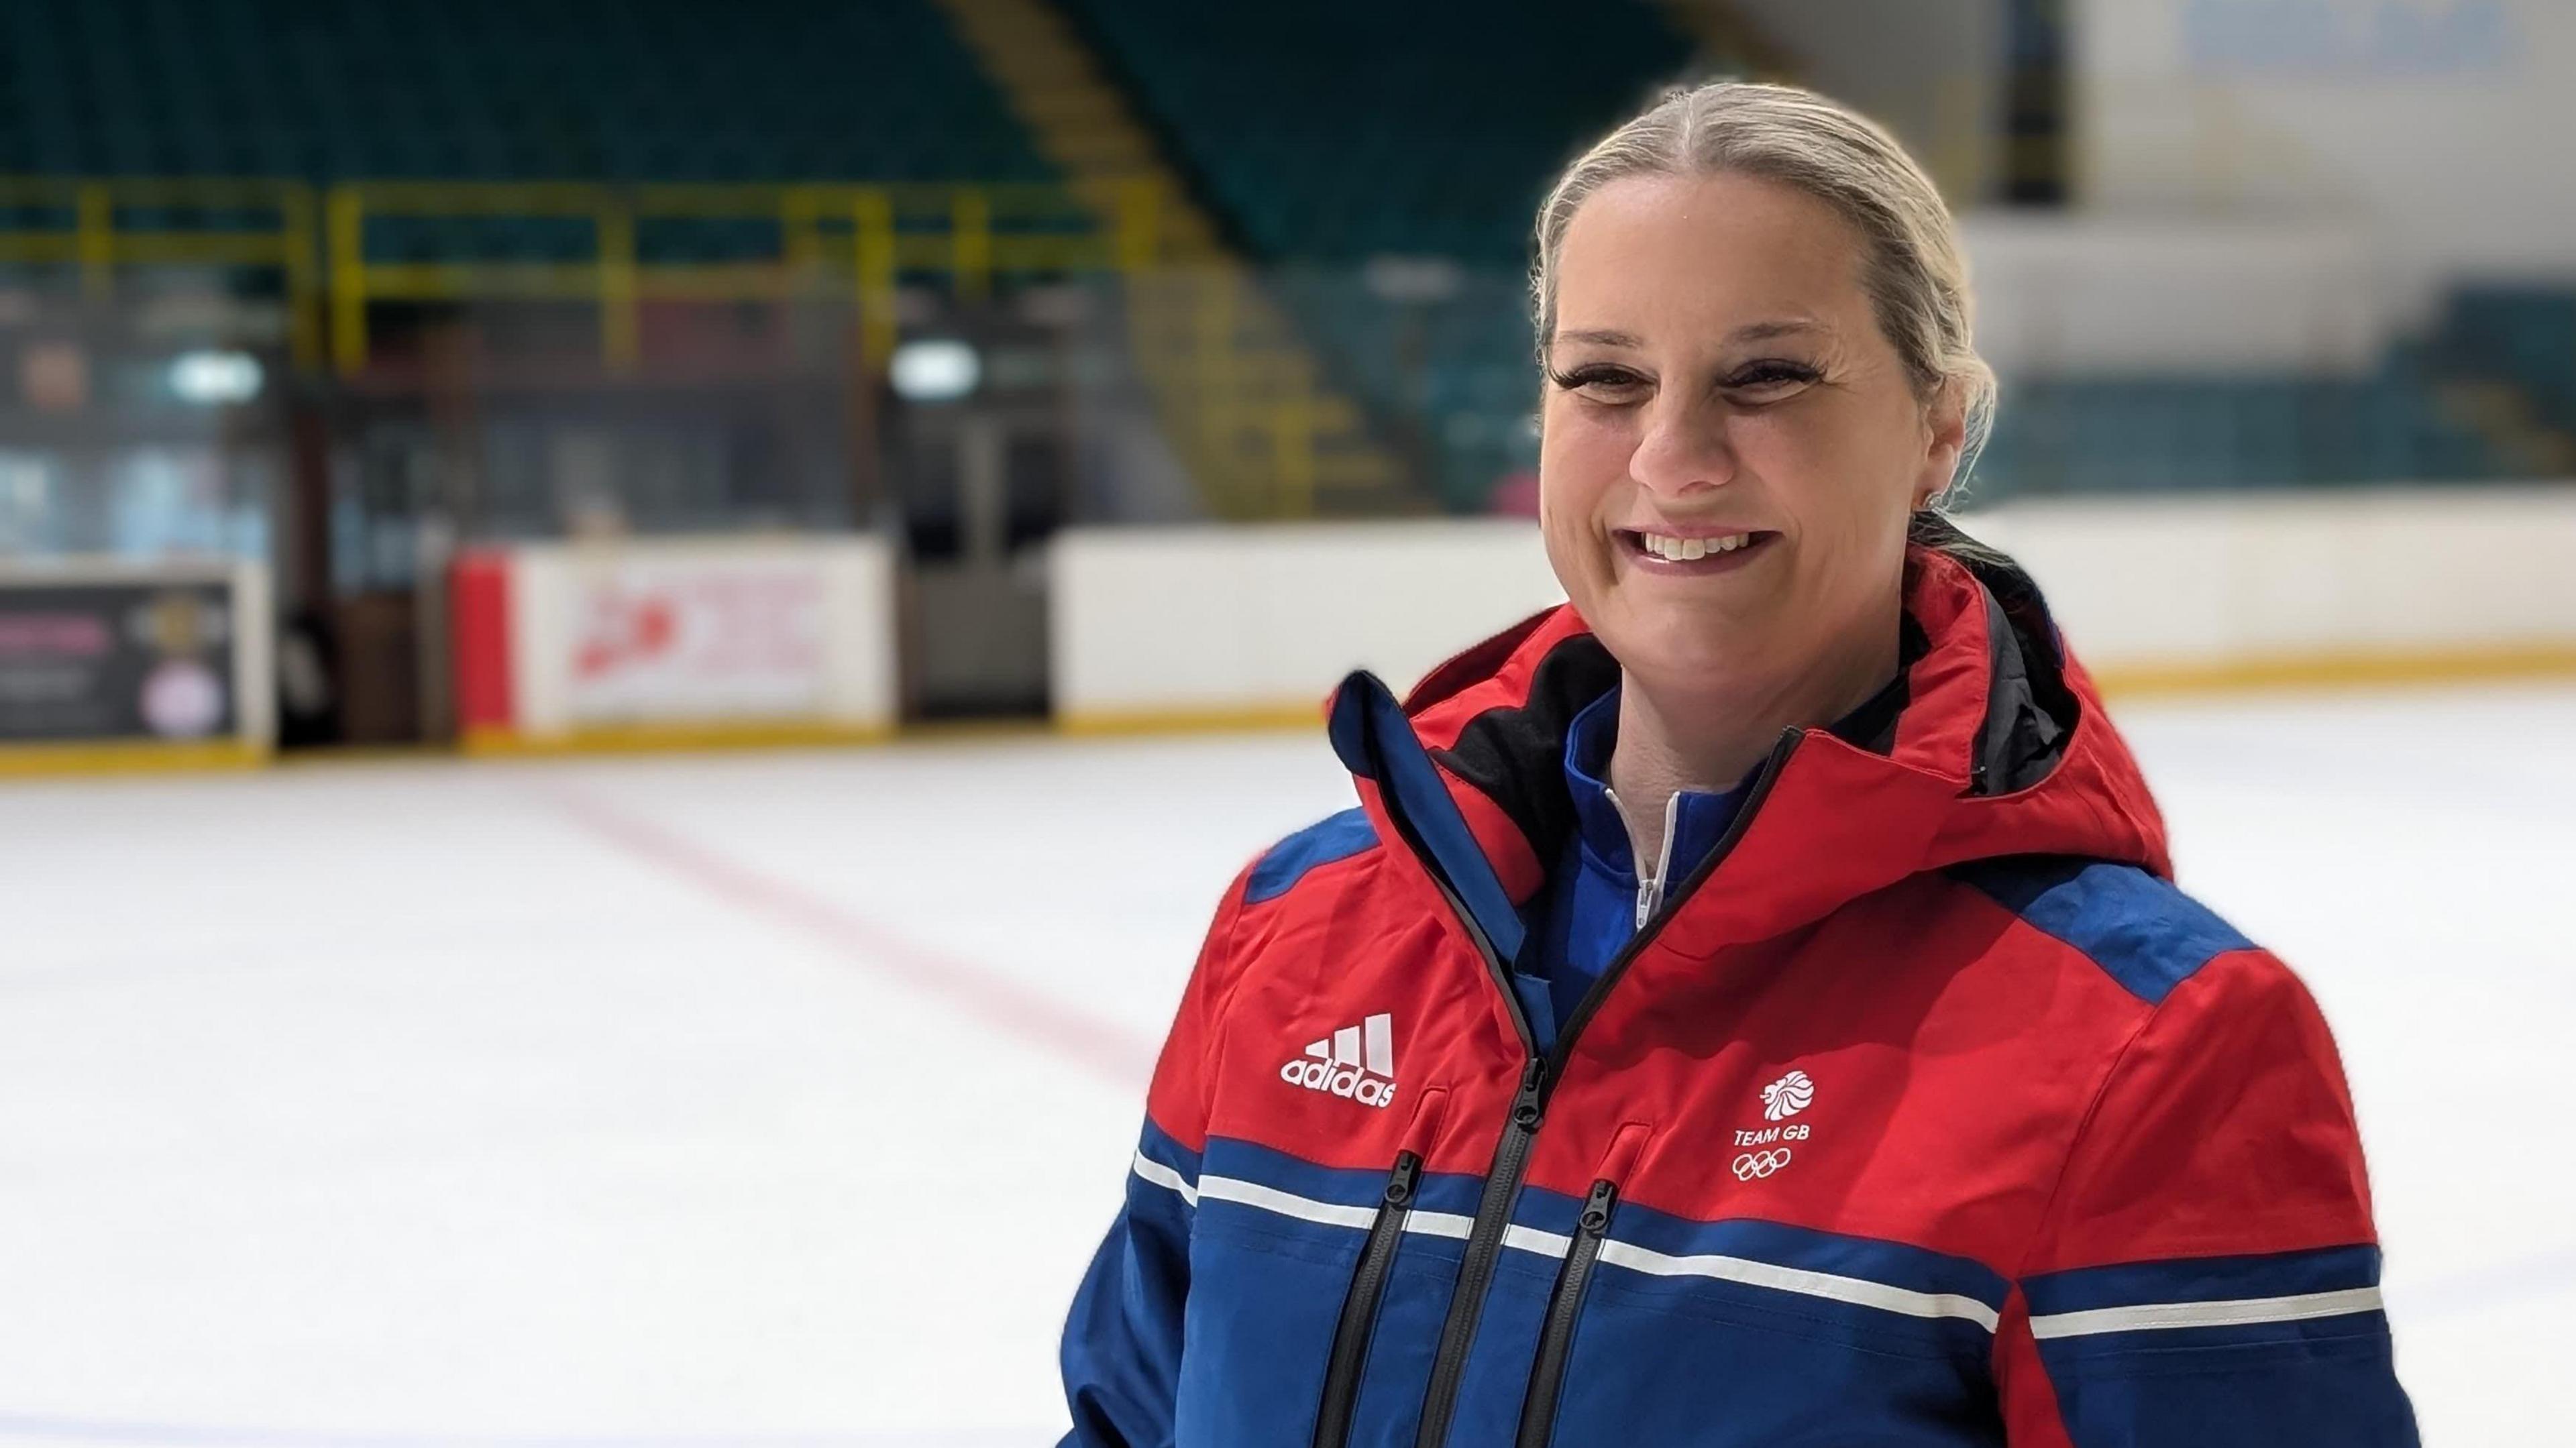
[0,578,237,743]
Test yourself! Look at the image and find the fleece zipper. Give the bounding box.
[1604,787,1686,930]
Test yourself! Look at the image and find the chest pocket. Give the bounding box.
[1517,1198,2011,1447]
[1177,1088,1452,1448]
[1501,1121,1651,1447]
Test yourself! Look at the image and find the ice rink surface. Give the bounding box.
[4,681,2571,1447]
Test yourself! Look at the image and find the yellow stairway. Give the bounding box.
[933,0,1417,518]
[2435,379,2576,477]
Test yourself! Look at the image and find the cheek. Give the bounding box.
[1734,405,1919,543]
[1538,407,1629,520]
[1538,407,1629,561]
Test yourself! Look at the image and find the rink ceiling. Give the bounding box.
[2,682,2571,1445]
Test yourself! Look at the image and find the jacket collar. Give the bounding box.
[1327,543,2170,964]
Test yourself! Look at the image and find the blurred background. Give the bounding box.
[0,0,2568,1443]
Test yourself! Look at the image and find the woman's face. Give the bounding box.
[1539,171,1962,693]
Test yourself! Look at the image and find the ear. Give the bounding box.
[1911,380,1969,510]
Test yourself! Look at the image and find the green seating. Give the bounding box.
[1060,0,1692,264]
[0,0,1054,193]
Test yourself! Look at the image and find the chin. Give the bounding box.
[1599,598,1772,683]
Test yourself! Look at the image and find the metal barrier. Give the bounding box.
[0,175,1159,376]
[0,176,322,367]
[0,174,1405,519]
[322,178,1162,374]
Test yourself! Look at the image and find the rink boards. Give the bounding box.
[1051,486,2576,730]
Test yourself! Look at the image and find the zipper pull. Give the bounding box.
[1511,1058,1548,1131]
[1578,1178,1617,1235]
[1384,1151,1422,1207]
[1633,791,1684,929]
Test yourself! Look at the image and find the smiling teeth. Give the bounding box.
[1640,532,1753,561]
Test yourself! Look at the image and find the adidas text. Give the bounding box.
[1278,1057,1399,1107]
[1281,1012,1398,1108]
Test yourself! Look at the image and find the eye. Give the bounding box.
[1723,359,1822,399]
[1548,364,1650,405]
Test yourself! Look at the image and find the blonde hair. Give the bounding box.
[1532,81,1997,505]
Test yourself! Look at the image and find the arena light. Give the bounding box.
[889,339,981,402]
[168,350,264,406]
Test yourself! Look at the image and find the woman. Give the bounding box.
[1059,82,2418,1447]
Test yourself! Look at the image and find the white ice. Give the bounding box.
[2,683,2570,1446]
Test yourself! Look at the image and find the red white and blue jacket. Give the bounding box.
[1060,543,2418,1448]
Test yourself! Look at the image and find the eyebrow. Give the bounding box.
[1729,319,1828,343]
[1552,328,1644,348]
[1550,319,1828,349]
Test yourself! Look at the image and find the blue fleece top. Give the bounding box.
[1511,687,1755,1052]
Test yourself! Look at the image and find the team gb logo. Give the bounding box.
[1760,1070,1815,1121]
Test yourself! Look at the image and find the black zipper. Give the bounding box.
[1313,1151,1424,1448]
[1408,1056,1546,1448]
[1405,724,1805,1448]
[1513,1178,1617,1448]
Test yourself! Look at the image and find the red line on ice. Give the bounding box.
[541,787,1156,1085]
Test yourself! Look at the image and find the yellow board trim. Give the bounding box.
[0,738,269,777]
[2087,642,2576,698]
[1057,702,1323,736]
[459,718,897,757]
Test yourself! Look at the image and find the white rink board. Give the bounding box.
[1049,488,2576,723]
[1969,486,2576,663]
[1050,518,1566,723]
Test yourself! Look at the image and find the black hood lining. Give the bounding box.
[1953,551,2080,797]
[1430,632,1622,867]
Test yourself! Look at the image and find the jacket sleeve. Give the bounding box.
[1995,948,2420,1448]
[1059,867,1253,1448]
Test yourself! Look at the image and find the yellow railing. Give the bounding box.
[323,178,1160,374]
[0,176,322,367]
[0,175,1160,376]
[0,174,1398,518]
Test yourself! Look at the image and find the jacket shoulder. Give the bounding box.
[1242,807,1383,907]
[1947,854,2259,1007]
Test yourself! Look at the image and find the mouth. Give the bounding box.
[1614,527,1779,574]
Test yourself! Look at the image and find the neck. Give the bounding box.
[1607,600,1903,871]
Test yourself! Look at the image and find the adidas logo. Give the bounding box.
[1279,1012,1398,1108]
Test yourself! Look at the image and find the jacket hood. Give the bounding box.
[1326,541,2170,961]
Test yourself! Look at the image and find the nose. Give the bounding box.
[1627,393,1737,500]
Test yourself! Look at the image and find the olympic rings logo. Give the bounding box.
[1731,1149,1793,1180]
